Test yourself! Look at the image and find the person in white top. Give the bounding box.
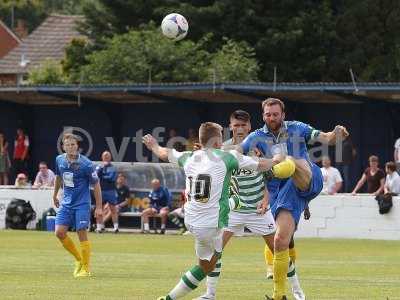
[143,122,296,300]
[384,161,400,194]
[33,161,55,188]
[394,138,400,171]
[320,156,343,195]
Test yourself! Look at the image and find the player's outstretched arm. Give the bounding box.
[142,134,169,161]
[317,125,349,145]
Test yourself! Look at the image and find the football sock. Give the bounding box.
[96,223,103,231]
[161,224,166,230]
[273,249,289,299]
[60,236,81,262]
[168,265,206,299]
[265,245,274,267]
[289,247,297,264]
[113,223,119,230]
[80,241,91,271]
[205,257,222,296]
[144,223,149,231]
[169,215,184,228]
[272,159,296,179]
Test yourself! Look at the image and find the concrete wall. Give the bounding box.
[296,194,400,240]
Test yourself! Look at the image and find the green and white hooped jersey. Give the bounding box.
[223,139,266,214]
[168,148,259,228]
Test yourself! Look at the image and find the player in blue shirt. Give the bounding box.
[53,133,102,278]
[95,151,119,233]
[240,98,349,300]
[141,178,171,234]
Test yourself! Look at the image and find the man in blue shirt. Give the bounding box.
[53,133,102,278]
[240,98,349,300]
[141,178,171,234]
[95,151,119,233]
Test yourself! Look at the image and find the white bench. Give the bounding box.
[119,211,161,232]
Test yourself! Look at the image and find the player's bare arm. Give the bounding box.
[93,181,103,219]
[316,125,349,145]
[143,134,170,161]
[53,175,62,208]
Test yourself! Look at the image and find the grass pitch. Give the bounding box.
[0,230,399,300]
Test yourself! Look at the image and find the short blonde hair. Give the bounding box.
[62,133,79,143]
[262,98,285,112]
[199,122,222,146]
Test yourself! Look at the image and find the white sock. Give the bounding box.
[205,258,221,296]
[113,223,119,230]
[144,223,149,231]
[288,273,302,291]
[161,224,166,230]
[96,223,103,230]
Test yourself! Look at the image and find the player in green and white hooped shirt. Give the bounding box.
[197,111,305,300]
[143,122,295,300]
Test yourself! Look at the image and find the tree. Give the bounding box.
[77,28,259,83]
[28,59,65,84]
[61,37,92,83]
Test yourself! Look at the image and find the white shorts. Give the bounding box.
[225,210,276,236]
[186,224,223,261]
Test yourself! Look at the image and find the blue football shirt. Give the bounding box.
[55,154,99,208]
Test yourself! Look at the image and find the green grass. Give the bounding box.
[0,231,399,300]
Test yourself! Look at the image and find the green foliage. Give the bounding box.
[28,59,65,84]
[61,38,92,83]
[79,28,259,83]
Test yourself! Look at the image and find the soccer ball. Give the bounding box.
[161,13,189,41]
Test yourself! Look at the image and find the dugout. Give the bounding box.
[0,82,399,190]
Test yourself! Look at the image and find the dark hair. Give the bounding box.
[117,173,126,178]
[230,110,250,122]
[39,161,47,166]
[262,98,285,112]
[369,155,379,162]
[385,161,396,172]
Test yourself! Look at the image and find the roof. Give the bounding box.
[0,19,22,44]
[0,82,400,105]
[0,14,83,74]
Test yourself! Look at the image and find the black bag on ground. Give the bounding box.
[375,194,393,215]
[5,199,36,229]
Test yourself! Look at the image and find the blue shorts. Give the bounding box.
[270,162,323,224]
[55,205,90,231]
[102,190,118,205]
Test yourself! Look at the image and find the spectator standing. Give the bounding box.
[141,179,171,234]
[185,128,199,151]
[336,136,357,192]
[320,156,343,195]
[167,129,185,152]
[13,128,29,177]
[352,155,385,196]
[33,161,55,188]
[384,161,400,194]
[96,151,119,233]
[394,137,400,171]
[0,132,10,185]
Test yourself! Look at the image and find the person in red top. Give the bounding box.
[13,128,30,178]
[352,155,385,196]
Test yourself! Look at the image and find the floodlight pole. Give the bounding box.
[349,68,358,92]
[273,66,277,92]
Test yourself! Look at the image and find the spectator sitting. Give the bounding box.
[33,161,55,188]
[384,161,400,195]
[141,179,171,234]
[13,128,29,178]
[102,173,131,226]
[320,156,343,195]
[14,173,29,188]
[0,131,10,185]
[185,128,199,151]
[168,190,187,234]
[352,155,385,196]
